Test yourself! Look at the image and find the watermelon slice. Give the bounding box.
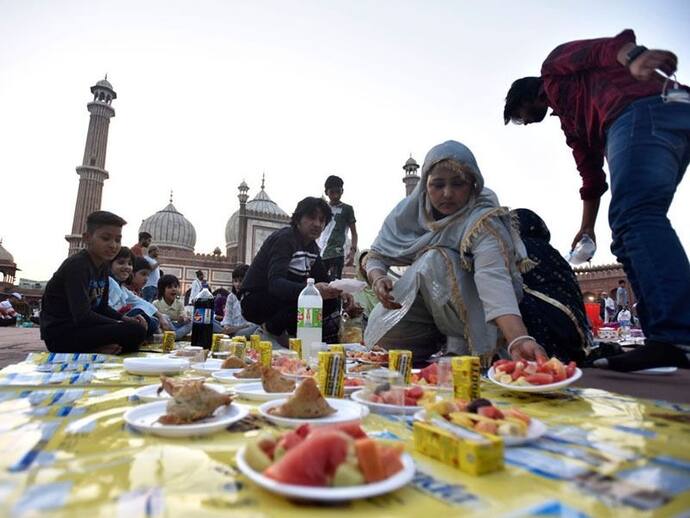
[264,431,350,486]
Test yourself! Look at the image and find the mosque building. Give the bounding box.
[62,77,628,300]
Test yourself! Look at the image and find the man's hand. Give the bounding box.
[345,249,356,267]
[372,276,402,310]
[315,282,342,300]
[571,227,596,251]
[630,50,678,81]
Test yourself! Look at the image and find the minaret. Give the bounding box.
[402,155,420,196]
[236,180,250,264]
[65,77,117,256]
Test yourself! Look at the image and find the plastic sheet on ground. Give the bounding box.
[0,353,688,517]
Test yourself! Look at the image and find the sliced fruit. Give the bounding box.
[477,405,504,420]
[355,438,386,483]
[379,444,404,478]
[332,462,365,486]
[474,420,498,435]
[524,373,554,385]
[264,431,350,486]
[245,440,273,472]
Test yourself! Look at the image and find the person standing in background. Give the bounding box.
[142,246,160,302]
[318,175,358,280]
[131,232,151,258]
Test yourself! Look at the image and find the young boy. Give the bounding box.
[40,211,147,354]
[318,175,358,280]
[141,245,160,302]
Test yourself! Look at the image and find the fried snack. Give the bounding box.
[268,377,336,418]
[157,376,233,425]
[221,356,247,369]
[349,363,377,373]
[261,366,296,393]
[235,362,263,379]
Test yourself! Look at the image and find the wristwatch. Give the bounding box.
[625,45,648,66]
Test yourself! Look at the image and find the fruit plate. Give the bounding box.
[233,382,295,402]
[413,409,547,446]
[123,357,189,376]
[487,365,583,393]
[258,398,369,428]
[235,446,415,501]
[123,400,248,437]
[133,382,229,402]
[350,389,435,415]
[212,370,260,383]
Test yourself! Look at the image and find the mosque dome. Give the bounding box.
[225,180,289,246]
[140,202,197,252]
[0,240,15,265]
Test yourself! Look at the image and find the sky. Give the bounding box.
[1,0,689,281]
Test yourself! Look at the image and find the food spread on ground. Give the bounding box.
[267,377,336,418]
[244,422,405,487]
[221,356,247,369]
[235,362,263,379]
[261,366,296,393]
[425,397,532,438]
[156,376,233,424]
[492,357,577,386]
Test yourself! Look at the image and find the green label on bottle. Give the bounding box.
[297,307,322,328]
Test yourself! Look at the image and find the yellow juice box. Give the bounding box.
[317,351,344,398]
[162,331,176,353]
[230,341,246,360]
[413,421,503,475]
[289,338,303,359]
[389,349,412,383]
[452,356,480,401]
[210,333,228,353]
[259,341,272,368]
[249,334,261,351]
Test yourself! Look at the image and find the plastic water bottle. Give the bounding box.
[618,309,632,340]
[191,288,214,349]
[567,234,596,265]
[296,278,323,364]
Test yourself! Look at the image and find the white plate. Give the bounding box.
[413,409,547,446]
[258,398,369,428]
[123,400,248,437]
[233,382,295,401]
[487,365,583,393]
[350,389,432,415]
[236,446,415,501]
[212,370,261,383]
[191,359,224,373]
[633,366,678,375]
[123,357,189,376]
[133,382,229,402]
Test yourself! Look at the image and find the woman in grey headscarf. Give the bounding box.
[364,140,547,363]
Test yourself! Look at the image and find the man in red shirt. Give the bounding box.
[504,30,690,371]
[131,232,152,258]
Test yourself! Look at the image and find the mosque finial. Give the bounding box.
[105,73,108,80]
[169,189,173,203]
[261,172,266,191]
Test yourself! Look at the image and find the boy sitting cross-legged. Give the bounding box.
[40,211,147,354]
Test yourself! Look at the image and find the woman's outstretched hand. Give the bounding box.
[510,339,548,362]
[373,276,402,310]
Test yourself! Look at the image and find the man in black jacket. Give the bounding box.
[241,197,348,347]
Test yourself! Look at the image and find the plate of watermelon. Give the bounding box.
[350,386,437,415]
[488,357,582,393]
[235,422,415,501]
